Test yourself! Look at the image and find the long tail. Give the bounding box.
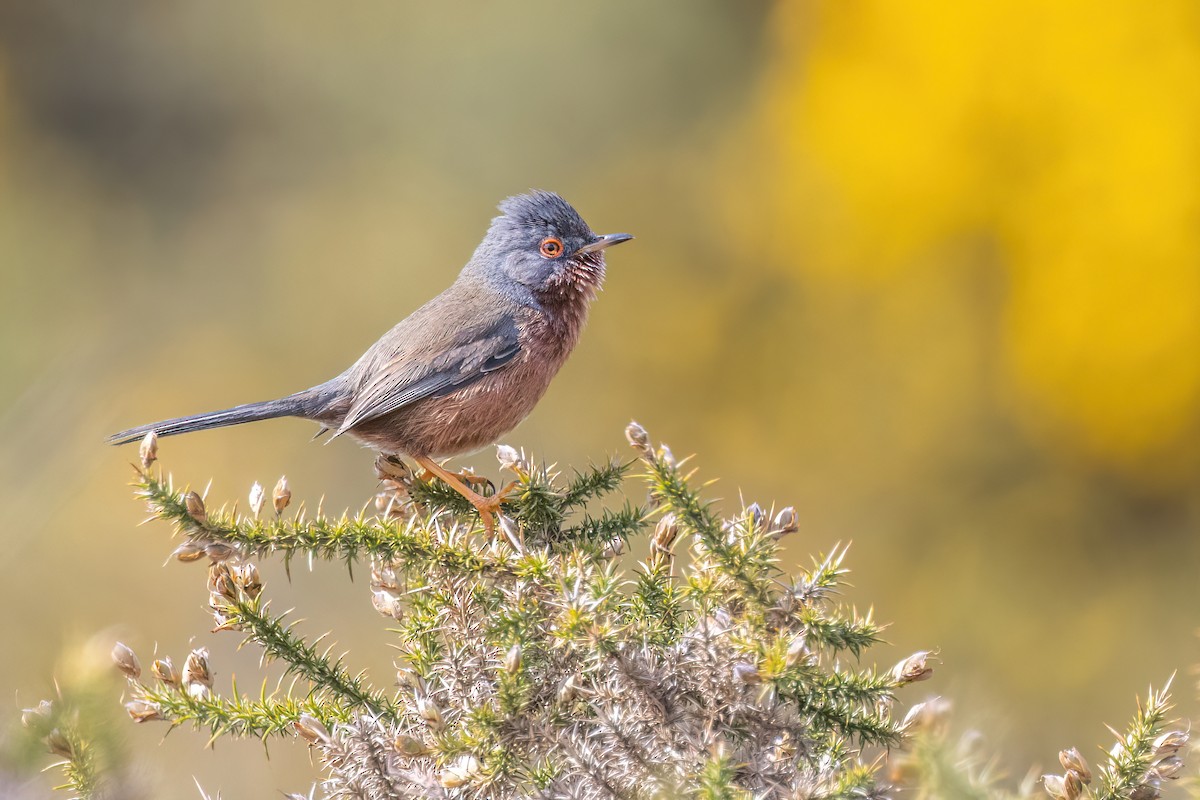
[107,394,312,445]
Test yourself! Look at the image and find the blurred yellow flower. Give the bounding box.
[745,0,1200,480]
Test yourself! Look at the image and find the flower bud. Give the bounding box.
[1152,730,1189,758]
[21,700,52,732]
[371,590,402,619]
[745,503,765,531]
[891,651,934,685]
[1130,782,1161,800]
[658,444,677,469]
[496,444,524,472]
[416,696,443,727]
[273,476,292,514]
[393,733,430,757]
[771,506,799,538]
[784,635,808,668]
[293,714,330,745]
[248,482,265,518]
[1062,770,1083,800]
[205,542,238,563]
[440,754,480,788]
[112,641,141,680]
[1153,756,1184,780]
[558,673,586,703]
[498,514,523,552]
[1058,747,1092,784]
[504,644,522,674]
[139,431,158,470]
[125,699,163,723]
[732,662,761,684]
[184,647,212,692]
[152,657,180,688]
[374,454,412,483]
[184,491,207,524]
[625,421,650,454]
[173,541,207,563]
[1042,774,1066,800]
[45,729,73,758]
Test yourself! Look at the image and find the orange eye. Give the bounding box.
[539,237,564,258]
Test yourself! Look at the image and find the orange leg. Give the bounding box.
[413,456,513,534]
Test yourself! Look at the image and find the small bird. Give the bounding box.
[109,191,632,531]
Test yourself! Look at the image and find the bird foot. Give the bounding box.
[413,456,516,535]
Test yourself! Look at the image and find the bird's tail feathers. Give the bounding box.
[106,395,308,446]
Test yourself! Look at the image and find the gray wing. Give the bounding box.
[335,314,521,436]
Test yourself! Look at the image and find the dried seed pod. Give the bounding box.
[601,537,625,559]
[272,476,292,514]
[625,421,650,454]
[112,642,141,680]
[184,491,207,524]
[498,514,523,551]
[891,651,934,685]
[371,590,402,619]
[139,431,158,470]
[205,542,238,562]
[125,700,163,723]
[248,482,265,518]
[1129,781,1162,800]
[1058,747,1092,784]
[233,562,262,599]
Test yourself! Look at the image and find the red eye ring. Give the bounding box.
[539,237,564,258]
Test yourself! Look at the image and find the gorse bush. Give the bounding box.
[21,424,1193,799]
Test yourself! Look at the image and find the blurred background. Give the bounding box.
[1,1,1198,796]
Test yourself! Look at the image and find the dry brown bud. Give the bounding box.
[45,729,73,758]
[152,657,180,688]
[732,662,762,684]
[272,476,292,514]
[371,590,402,619]
[248,482,265,518]
[184,647,213,691]
[504,644,522,674]
[396,667,426,693]
[184,491,207,524]
[393,733,430,757]
[139,431,159,470]
[652,513,680,553]
[125,699,164,723]
[625,421,650,454]
[112,641,141,680]
[891,651,934,685]
[1058,747,1092,784]
[293,714,330,745]
[601,537,625,559]
[558,673,586,703]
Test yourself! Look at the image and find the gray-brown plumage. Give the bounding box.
[108,191,632,529]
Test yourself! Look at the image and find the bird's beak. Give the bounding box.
[576,232,634,255]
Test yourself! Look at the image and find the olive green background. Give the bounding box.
[1,3,1197,797]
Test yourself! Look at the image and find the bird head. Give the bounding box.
[470,191,633,300]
